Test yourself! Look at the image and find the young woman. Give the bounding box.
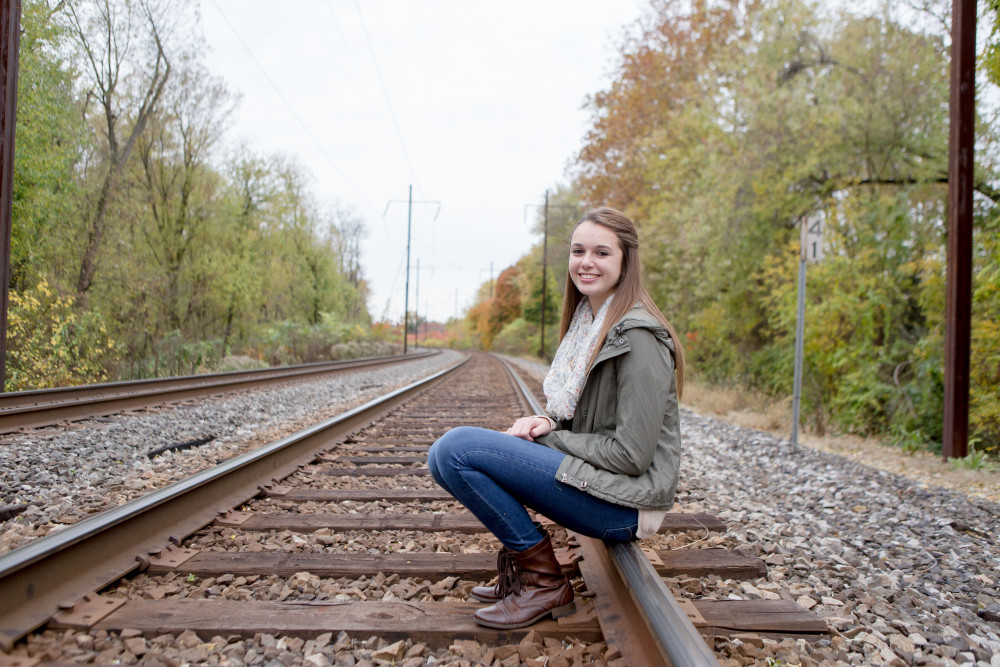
[427,207,684,630]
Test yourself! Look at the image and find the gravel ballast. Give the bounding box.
[0,350,464,555]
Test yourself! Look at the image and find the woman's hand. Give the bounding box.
[505,416,552,442]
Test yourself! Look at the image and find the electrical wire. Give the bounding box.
[207,0,383,221]
[350,0,422,193]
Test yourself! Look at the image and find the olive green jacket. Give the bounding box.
[537,307,681,511]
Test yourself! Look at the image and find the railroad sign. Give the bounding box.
[800,213,824,263]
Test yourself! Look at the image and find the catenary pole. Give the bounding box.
[539,190,548,358]
[403,185,412,354]
[384,188,439,356]
[524,197,580,360]
[943,0,975,459]
[0,0,21,390]
[414,258,419,347]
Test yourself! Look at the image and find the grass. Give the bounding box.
[680,379,792,436]
[681,378,1000,502]
[949,441,999,472]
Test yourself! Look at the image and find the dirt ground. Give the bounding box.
[681,386,1000,504]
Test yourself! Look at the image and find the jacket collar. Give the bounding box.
[592,307,675,365]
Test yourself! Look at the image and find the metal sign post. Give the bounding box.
[791,214,823,445]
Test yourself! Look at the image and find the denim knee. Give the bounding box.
[430,426,478,466]
[428,426,475,490]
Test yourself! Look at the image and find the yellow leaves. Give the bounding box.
[5,280,120,392]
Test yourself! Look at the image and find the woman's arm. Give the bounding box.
[540,328,673,474]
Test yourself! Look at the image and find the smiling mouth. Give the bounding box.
[578,274,600,280]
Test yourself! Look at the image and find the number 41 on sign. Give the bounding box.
[800,214,824,263]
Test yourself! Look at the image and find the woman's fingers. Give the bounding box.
[506,417,549,442]
[529,419,552,438]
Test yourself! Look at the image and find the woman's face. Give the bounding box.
[569,221,623,312]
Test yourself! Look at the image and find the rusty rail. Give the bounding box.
[0,350,437,433]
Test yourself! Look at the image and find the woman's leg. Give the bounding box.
[427,426,639,549]
[428,426,641,629]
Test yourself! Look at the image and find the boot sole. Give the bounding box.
[473,601,577,629]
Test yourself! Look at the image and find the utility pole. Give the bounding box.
[414,258,419,347]
[384,187,440,356]
[540,190,549,358]
[525,195,580,360]
[0,0,21,390]
[404,186,412,353]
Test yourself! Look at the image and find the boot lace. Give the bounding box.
[495,547,524,598]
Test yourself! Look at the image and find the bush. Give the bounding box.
[5,281,119,390]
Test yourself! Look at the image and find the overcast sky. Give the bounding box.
[200,1,649,323]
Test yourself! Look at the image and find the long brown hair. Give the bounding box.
[558,207,685,397]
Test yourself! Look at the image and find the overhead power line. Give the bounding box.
[351,0,421,191]
[208,0,382,220]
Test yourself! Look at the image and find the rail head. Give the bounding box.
[494,353,718,666]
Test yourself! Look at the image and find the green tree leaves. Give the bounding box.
[7,0,371,390]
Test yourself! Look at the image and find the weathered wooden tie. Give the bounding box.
[320,455,426,465]
[318,467,432,477]
[51,597,604,646]
[214,510,486,533]
[264,487,452,502]
[148,544,765,580]
[213,510,727,534]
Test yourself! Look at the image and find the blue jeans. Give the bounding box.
[427,426,638,551]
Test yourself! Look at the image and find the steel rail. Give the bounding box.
[494,354,718,666]
[0,353,468,650]
[0,350,437,433]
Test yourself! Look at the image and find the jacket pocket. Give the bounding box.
[593,359,618,428]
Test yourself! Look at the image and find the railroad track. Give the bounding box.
[0,350,437,434]
[0,352,826,665]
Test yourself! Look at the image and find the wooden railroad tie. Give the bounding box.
[48,594,824,644]
[264,487,453,502]
[49,597,604,646]
[212,509,727,534]
[146,544,766,580]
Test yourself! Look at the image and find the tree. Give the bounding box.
[66,0,183,294]
[134,61,234,332]
[568,0,999,447]
[11,0,83,291]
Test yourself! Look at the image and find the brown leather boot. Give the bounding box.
[470,521,545,603]
[470,547,514,602]
[472,533,576,629]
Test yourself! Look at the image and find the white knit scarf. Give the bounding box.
[543,295,613,421]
